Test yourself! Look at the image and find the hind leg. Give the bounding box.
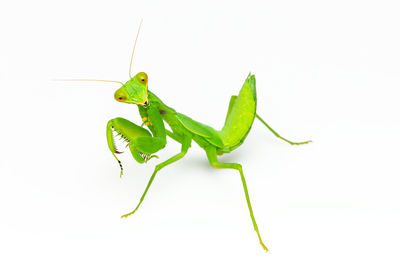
[256,114,312,145]
[205,146,269,252]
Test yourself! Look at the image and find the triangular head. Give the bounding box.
[114,72,149,105]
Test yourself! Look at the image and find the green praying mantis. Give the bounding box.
[65,22,311,253]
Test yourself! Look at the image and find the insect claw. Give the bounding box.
[143,154,158,163]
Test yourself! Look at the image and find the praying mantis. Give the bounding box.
[66,22,311,253]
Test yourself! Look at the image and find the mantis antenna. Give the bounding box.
[128,19,143,79]
[57,20,143,84]
[55,79,124,85]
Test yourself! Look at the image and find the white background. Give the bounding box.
[1,0,399,267]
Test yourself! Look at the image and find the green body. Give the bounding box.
[109,73,257,160]
[154,73,256,153]
[105,71,311,253]
[63,22,311,252]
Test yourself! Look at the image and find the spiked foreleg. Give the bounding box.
[106,117,154,176]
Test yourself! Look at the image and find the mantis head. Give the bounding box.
[114,72,149,106]
[113,21,149,106]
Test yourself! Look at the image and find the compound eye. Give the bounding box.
[137,72,148,83]
[114,89,127,102]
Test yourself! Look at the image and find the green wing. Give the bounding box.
[176,74,256,151]
[176,113,224,148]
[219,73,257,151]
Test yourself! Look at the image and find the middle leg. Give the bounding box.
[121,134,192,218]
